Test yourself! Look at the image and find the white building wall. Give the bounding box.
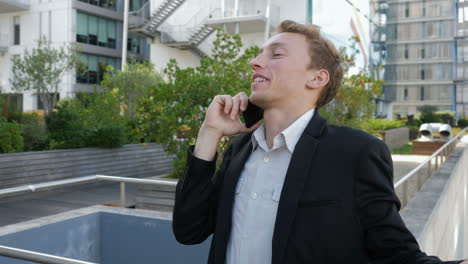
[150,38,201,74]
[0,0,74,111]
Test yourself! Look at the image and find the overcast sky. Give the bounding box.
[313,0,371,70]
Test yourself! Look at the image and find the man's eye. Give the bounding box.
[273,54,282,57]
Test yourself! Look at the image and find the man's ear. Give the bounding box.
[306,69,330,90]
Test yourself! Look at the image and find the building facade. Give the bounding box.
[0,0,150,112]
[379,0,468,118]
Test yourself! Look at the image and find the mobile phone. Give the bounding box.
[243,100,263,128]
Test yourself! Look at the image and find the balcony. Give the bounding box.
[205,0,279,34]
[0,0,30,13]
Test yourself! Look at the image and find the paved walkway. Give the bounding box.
[0,182,140,227]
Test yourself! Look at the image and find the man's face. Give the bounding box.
[249,32,316,109]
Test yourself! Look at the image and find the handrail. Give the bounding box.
[0,245,96,264]
[394,128,468,206]
[0,175,176,264]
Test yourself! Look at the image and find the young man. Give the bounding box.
[172,20,466,264]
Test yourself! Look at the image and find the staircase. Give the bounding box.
[146,0,186,32]
[189,24,215,46]
[130,1,215,57]
[129,0,186,36]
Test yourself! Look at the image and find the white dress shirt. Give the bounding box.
[226,108,315,264]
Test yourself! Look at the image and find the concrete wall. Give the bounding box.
[0,206,211,264]
[0,143,173,191]
[381,127,410,150]
[401,139,468,260]
[136,177,177,211]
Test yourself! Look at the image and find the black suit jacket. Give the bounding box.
[173,112,462,264]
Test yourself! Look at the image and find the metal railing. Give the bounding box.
[0,174,176,264]
[0,245,96,264]
[394,128,468,207]
[0,175,176,207]
[128,1,151,28]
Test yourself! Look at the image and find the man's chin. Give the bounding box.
[249,94,267,109]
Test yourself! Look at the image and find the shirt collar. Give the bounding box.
[251,108,315,153]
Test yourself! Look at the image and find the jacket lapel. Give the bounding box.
[271,111,327,264]
[214,139,253,263]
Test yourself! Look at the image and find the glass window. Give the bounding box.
[76,53,119,84]
[88,55,98,84]
[88,15,98,45]
[77,54,88,83]
[98,18,107,47]
[420,86,425,101]
[107,20,116,48]
[77,13,88,43]
[14,16,20,45]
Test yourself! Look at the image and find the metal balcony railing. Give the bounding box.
[0,175,177,264]
[128,0,150,29]
[394,128,467,207]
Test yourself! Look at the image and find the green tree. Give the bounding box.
[320,36,383,128]
[100,60,163,118]
[9,37,84,113]
[136,29,259,178]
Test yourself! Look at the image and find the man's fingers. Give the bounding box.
[231,97,240,120]
[239,93,249,111]
[221,96,233,114]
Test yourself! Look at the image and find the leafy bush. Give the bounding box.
[90,124,127,148]
[0,118,24,153]
[458,119,468,128]
[77,90,127,148]
[418,105,442,123]
[361,118,405,135]
[434,111,455,126]
[45,99,89,149]
[19,112,49,151]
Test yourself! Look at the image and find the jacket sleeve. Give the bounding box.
[172,142,234,245]
[355,138,463,264]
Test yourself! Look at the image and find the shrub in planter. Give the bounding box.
[19,112,49,151]
[45,100,89,149]
[90,123,127,148]
[361,118,405,136]
[0,118,24,153]
[458,119,468,128]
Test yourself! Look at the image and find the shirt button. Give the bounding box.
[263,157,270,163]
[252,193,258,199]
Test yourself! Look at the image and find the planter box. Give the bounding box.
[380,127,410,151]
[412,141,446,155]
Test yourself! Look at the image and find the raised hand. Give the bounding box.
[194,92,261,161]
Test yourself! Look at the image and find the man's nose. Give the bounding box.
[250,55,264,69]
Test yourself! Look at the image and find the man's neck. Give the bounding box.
[262,106,314,149]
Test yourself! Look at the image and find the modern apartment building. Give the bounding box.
[376,0,468,118]
[0,0,150,112]
[456,0,468,117]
